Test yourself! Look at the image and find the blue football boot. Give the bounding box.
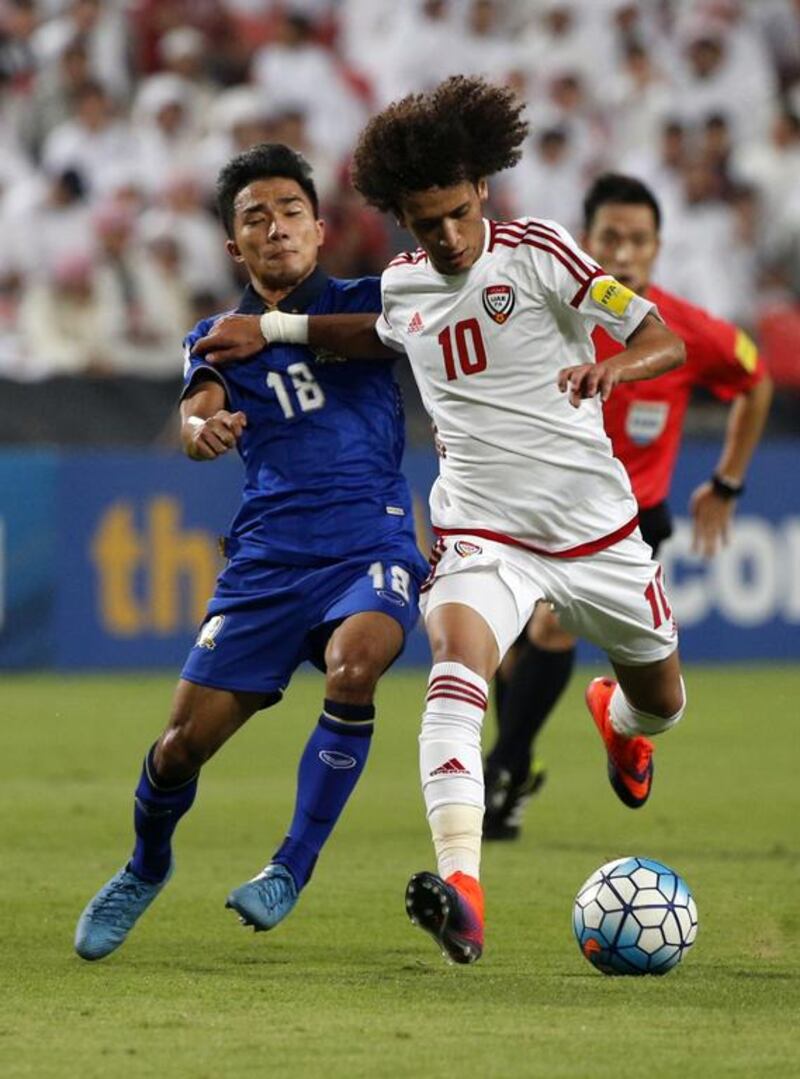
[75,862,173,961]
[225,863,299,931]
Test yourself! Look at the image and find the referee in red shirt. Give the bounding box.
[484,173,773,839]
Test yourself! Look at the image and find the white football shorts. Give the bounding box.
[420,530,678,666]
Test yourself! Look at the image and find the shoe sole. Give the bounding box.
[225,893,271,932]
[608,757,653,808]
[225,867,299,933]
[226,889,298,932]
[405,872,482,965]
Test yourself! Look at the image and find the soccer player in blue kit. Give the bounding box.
[74,143,428,961]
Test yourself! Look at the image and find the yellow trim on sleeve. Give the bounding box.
[734,328,758,373]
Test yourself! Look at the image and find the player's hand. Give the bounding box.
[193,315,265,363]
[557,362,618,408]
[689,481,735,558]
[186,410,247,460]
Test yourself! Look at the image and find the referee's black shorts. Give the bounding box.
[638,500,673,558]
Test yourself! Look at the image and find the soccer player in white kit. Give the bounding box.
[194,78,688,966]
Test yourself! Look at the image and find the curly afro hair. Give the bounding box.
[351,76,528,215]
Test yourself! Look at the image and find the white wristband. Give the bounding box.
[259,310,309,345]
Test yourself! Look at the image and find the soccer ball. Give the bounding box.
[572,856,698,975]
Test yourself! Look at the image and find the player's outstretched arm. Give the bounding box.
[558,313,685,408]
[306,313,396,359]
[193,312,396,363]
[180,380,247,461]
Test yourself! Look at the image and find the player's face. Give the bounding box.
[398,180,488,275]
[583,203,660,295]
[228,177,324,292]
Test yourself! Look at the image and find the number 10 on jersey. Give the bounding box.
[438,319,487,380]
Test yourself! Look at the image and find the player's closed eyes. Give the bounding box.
[416,209,470,232]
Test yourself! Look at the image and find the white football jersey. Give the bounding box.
[376,217,658,556]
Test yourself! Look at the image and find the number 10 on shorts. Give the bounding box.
[644,567,672,628]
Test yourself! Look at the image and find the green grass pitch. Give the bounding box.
[2,665,799,1079]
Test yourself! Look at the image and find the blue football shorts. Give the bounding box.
[181,551,424,701]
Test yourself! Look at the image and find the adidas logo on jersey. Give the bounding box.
[407,311,424,334]
[430,757,469,776]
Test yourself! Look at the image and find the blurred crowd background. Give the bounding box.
[1,0,799,444]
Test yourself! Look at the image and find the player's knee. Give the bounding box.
[529,620,575,651]
[325,655,379,702]
[428,638,497,682]
[528,604,575,651]
[156,724,212,779]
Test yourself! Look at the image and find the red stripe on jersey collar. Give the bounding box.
[492,219,598,279]
[570,269,605,308]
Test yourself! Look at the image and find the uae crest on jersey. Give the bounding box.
[482,284,515,324]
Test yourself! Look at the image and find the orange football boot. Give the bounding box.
[586,677,654,808]
[405,869,484,964]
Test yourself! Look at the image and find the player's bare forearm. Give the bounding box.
[558,314,684,407]
[307,314,396,359]
[193,312,396,363]
[180,382,247,461]
[608,313,686,384]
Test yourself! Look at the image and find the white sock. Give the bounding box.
[430,805,483,880]
[419,662,487,880]
[609,678,686,738]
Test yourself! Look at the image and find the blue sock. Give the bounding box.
[129,745,198,883]
[272,700,375,889]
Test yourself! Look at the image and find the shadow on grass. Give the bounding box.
[537,840,798,863]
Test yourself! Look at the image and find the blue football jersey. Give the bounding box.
[182,268,426,571]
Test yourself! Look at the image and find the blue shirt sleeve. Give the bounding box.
[180,315,233,405]
[328,275,382,314]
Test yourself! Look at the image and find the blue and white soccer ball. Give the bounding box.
[573,856,698,975]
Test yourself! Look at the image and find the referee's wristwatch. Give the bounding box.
[711,473,744,500]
